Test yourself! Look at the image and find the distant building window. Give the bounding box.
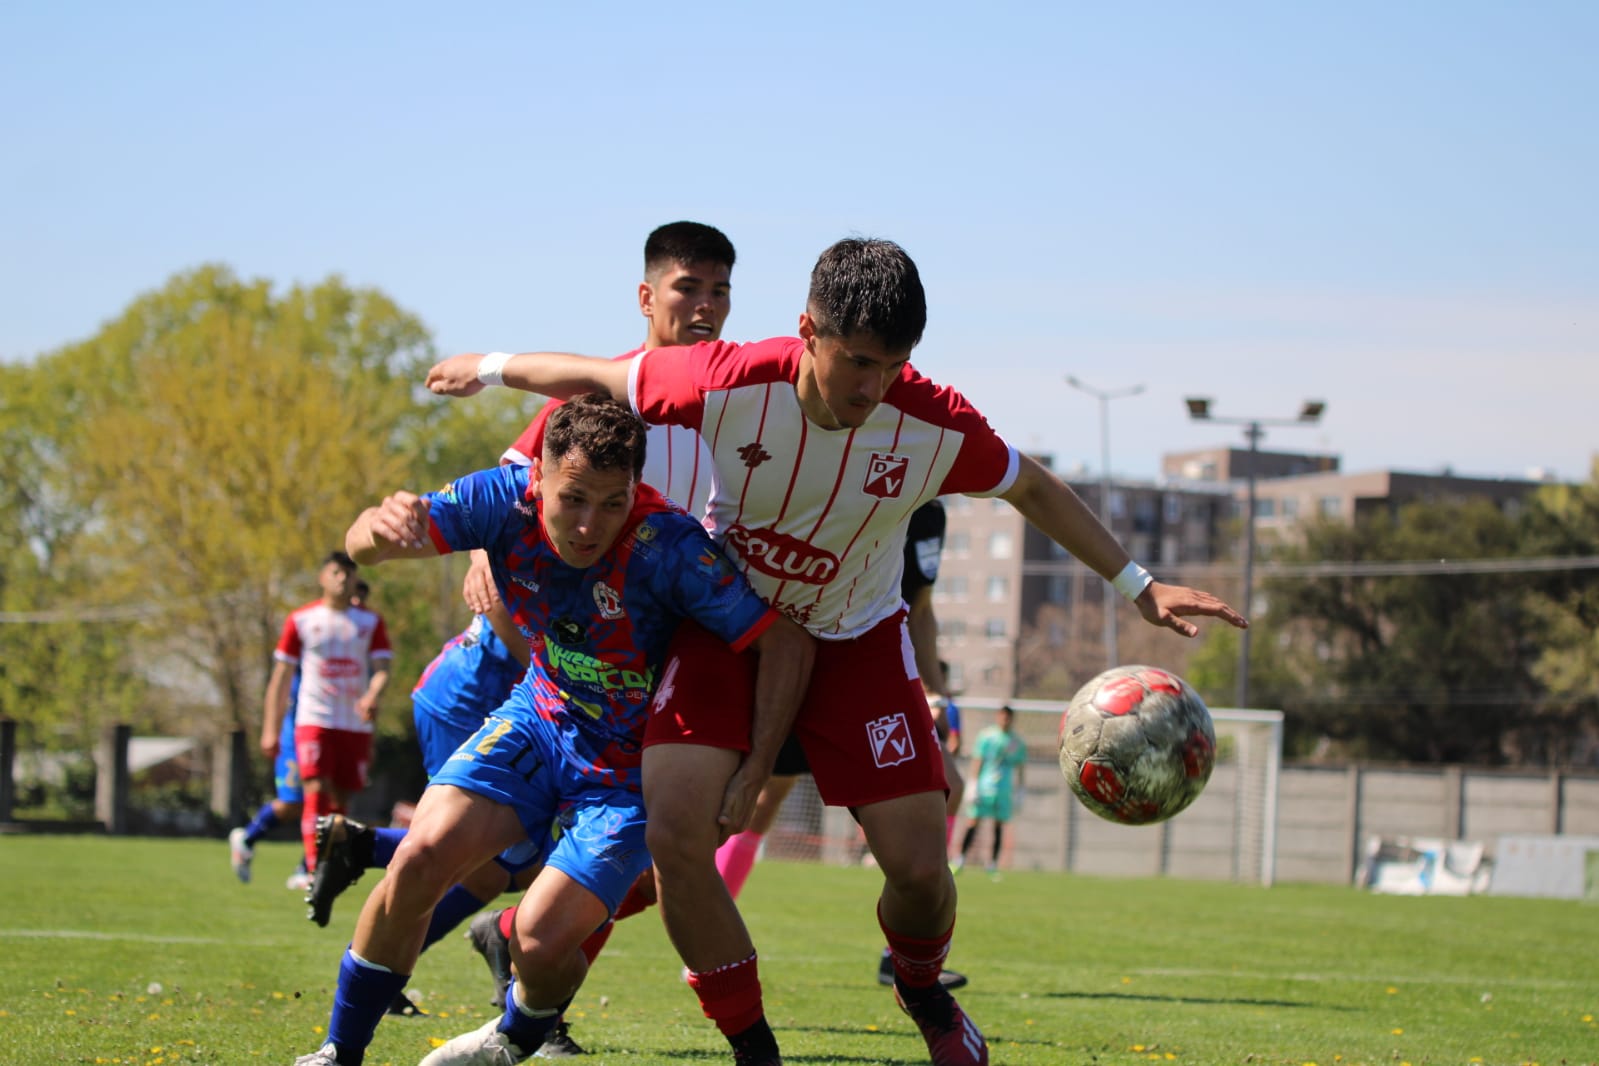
[991,497,1009,513]
[984,618,1006,639]
[947,532,970,556]
[945,496,971,513]
[982,664,1003,684]
[988,531,1013,559]
[1282,497,1299,519]
[1048,575,1070,602]
[946,576,968,600]
[1109,490,1127,519]
[1319,496,1342,517]
[1163,494,1183,523]
[986,576,1009,602]
[1256,498,1276,519]
[942,619,966,639]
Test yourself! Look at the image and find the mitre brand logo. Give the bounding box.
[724,523,839,585]
[737,442,772,469]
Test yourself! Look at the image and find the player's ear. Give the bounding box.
[797,312,816,347]
[639,281,655,319]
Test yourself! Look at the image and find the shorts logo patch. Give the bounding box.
[863,453,910,499]
[867,712,916,768]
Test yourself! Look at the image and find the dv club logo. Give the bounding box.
[867,712,916,768]
[863,453,910,499]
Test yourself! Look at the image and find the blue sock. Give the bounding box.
[496,983,564,1053]
[243,803,278,846]
[421,885,493,952]
[327,947,408,1063]
[372,828,406,867]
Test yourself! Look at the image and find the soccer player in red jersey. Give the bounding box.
[427,236,1248,1065]
[430,237,1248,1065]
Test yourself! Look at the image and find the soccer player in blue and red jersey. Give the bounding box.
[291,395,812,1066]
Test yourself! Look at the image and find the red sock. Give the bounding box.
[301,790,336,870]
[686,952,765,1036]
[878,902,953,990]
[580,920,615,965]
[496,905,516,941]
[613,873,656,921]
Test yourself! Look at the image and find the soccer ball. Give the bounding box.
[1058,665,1216,826]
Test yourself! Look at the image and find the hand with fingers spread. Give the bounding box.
[1134,581,1248,637]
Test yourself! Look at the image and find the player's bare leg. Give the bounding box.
[645,742,782,1063]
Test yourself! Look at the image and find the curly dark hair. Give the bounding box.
[542,393,647,480]
[806,237,926,352]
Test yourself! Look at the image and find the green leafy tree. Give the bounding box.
[1263,499,1544,763]
[11,266,437,744]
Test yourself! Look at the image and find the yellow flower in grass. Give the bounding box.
[428,1037,447,1049]
[1391,1027,1404,1035]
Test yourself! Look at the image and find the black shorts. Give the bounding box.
[771,733,811,777]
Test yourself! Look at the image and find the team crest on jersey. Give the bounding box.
[867,713,916,767]
[863,453,910,499]
[591,581,624,619]
[552,617,586,645]
[634,520,658,543]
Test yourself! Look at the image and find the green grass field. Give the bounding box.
[0,835,1594,1066]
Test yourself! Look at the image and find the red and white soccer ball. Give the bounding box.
[1058,665,1216,826]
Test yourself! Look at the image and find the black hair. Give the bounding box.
[806,237,926,352]
[644,221,736,280]
[324,550,357,571]
[542,394,648,481]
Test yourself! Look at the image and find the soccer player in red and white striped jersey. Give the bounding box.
[263,551,391,876]
[429,237,1247,1066]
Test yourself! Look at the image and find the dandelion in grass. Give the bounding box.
[1391,1027,1404,1035]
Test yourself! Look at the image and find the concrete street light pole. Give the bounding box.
[1184,397,1325,708]
[1065,375,1145,670]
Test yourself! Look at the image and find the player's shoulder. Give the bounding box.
[886,365,990,426]
[287,599,325,620]
[651,336,802,388]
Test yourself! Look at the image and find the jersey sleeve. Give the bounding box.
[369,614,393,661]
[423,465,530,556]
[654,515,778,652]
[273,613,302,665]
[890,369,1020,498]
[900,499,947,600]
[501,406,550,467]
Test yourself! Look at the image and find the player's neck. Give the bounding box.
[322,594,352,611]
[794,353,844,430]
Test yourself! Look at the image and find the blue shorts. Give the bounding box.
[414,702,485,778]
[274,748,303,804]
[430,711,651,915]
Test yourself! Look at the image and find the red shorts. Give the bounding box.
[644,610,947,808]
[295,724,372,792]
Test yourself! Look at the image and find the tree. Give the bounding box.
[1263,499,1545,764]
[8,266,439,743]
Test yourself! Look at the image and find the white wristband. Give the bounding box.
[1111,561,1154,602]
[477,351,513,387]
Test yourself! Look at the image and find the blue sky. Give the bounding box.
[4,2,1595,482]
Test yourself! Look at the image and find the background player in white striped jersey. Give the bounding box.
[262,551,392,878]
[428,236,1248,1066]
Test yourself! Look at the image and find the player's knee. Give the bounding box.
[645,816,712,876]
[388,832,461,899]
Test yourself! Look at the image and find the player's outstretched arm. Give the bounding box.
[1003,453,1247,637]
[718,616,816,840]
[345,492,439,565]
[426,351,630,402]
